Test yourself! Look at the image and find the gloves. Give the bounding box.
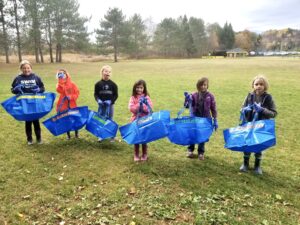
[184,92,192,107]
[97,99,103,104]
[213,119,218,131]
[139,96,145,104]
[13,84,23,93]
[242,105,252,113]
[253,102,264,113]
[31,85,40,93]
[104,100,111,105]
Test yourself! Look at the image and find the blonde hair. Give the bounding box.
[100,65,112,74]
[252,75,269,91]
[19,60,32,69]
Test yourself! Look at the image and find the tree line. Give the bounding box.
[1,0,300,63]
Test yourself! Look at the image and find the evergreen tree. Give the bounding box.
[95,7,126,62]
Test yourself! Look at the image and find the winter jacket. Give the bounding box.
[128,95,153,121]
[56,73,79,112]
[94,79,118,104]
[189,91,217,119]
[11,73,45,94]
[242,92,277,121]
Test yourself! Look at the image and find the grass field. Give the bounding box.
[0,57,299,225]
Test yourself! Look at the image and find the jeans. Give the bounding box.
[188,143,205,154]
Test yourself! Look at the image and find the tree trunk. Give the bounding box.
[0,1,10,63]
[47,18,53,63]
[39,47,44,63]
[12,0,22,62]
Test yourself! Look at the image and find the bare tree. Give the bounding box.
[0,0,9,63]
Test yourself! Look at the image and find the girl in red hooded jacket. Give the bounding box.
[56,69,80,139]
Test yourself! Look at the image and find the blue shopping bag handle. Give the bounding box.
[57,96,71,113]
[98,102,110,119]
[177,93,193,118]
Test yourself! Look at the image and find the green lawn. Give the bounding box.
[0,57,299,225]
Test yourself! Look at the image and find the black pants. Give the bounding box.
[25,120,41,142]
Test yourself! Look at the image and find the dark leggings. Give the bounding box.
[25,120,41,142]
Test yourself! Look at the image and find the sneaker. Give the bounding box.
[37,139,43,144]
[27,141,33,145]
[198,154,204,160]
[134,156,140,162]
[98,138,103,142]
[187,151,194,158]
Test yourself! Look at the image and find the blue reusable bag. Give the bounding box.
[168,116,213,145]
[43,97,89,136]
[1,92,56,121]
[119,102,170,144]
[85,104,118,139]
[167,103,213,145]
[223,112,276,153]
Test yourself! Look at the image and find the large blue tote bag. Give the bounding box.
[223,112,276,153]
[167,106,213,146]
[85,104,118,139]
[1,92,56,121]
[119,102,170,145]
[43,97,89,136]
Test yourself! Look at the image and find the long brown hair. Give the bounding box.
[132,79,149,97]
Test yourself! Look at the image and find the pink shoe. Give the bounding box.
[134,155,140,162]
[141,144,148,161]
[134,145,140,162]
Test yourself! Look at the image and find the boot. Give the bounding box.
[254,157,263,175]
[141,144,148,161]
[134,145,140,162]
[239,157,249,172]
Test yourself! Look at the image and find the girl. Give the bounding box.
[11,60,45,145]
[129,80,153,161]
[56,69,80,139]
[239,75,277,175]
[185,77,218,160]
[94,65,118,142]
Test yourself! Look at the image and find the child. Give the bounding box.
[94,65,118,142]
[239,75,277,175]
[185,77,218,160]
[56,69,80,139]
[11,60,45,145]
[129,80,153,161]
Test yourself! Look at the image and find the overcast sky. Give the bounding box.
[78,0,300,36]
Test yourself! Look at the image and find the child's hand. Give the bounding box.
[31,85,40,93]
[139,96,145,104]
[104,100,111,105]
[97,99,103,105]
[241,105,252,113]
[13,84,24,93]
[213,119,218,131]
[253,103,264,113]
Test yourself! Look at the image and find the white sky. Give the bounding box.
[78,0,300,37]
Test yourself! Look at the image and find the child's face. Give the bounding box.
[21,64,32,76]
[199,81,208,93]
[136,85,144,95]
[253,79,265,95]
[102,68,111,81]
[57,71,67,83]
